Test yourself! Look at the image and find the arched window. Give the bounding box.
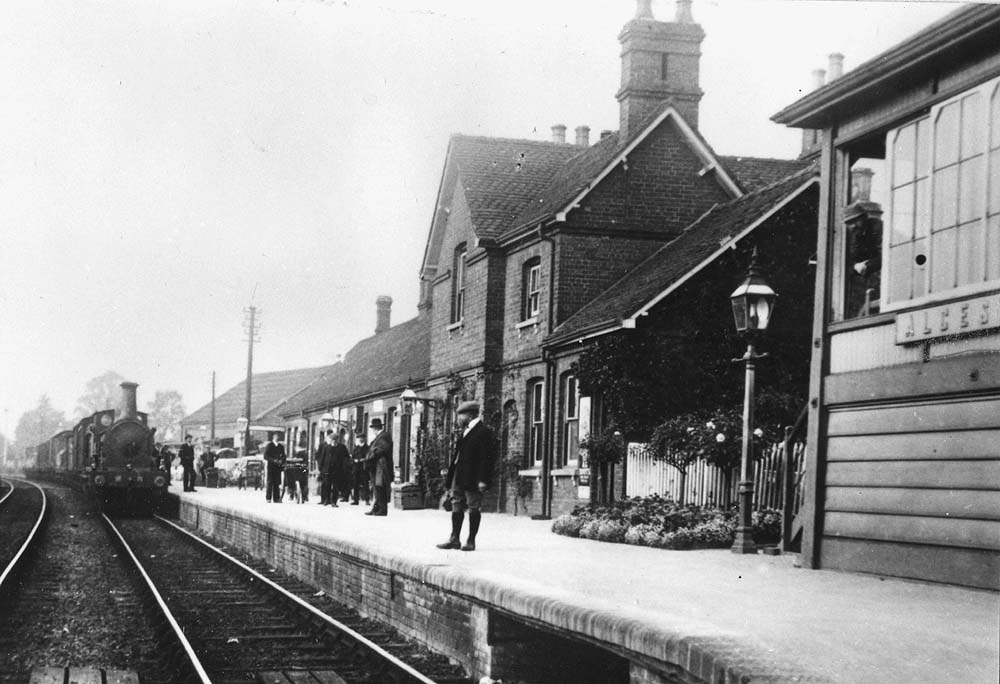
[559,373,579,467]
[525,378,544,467]
[521,257,541,321]
[451,243,467,324]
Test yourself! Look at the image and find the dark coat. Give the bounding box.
[330,443,350,479]
[178,443,195,467]
[264,441,286,470]
[365,431,393,487]
[446,421,494,491]
[316,442,333,476]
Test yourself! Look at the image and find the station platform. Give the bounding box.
[170,484,998,684]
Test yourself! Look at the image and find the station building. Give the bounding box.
[773,4,1000,590]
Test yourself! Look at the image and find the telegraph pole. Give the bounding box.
[242,305,261,455]
[210,371,216,442]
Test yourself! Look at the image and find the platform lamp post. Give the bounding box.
[729,247,777,554]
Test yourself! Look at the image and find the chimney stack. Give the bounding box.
[375,296,392,334]
[120,382,138,421]
[575,125,590,146]
[828,53,844,81]
[600,129,613,141]
[551,124,567,143]
[617,0,704,137]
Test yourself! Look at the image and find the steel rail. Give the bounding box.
[153,514,441,684]
[102,514,213,684]
[0,478,47,590]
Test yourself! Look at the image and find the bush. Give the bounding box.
[552,494,783,551]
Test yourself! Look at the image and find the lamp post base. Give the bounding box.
[731,526,757,554]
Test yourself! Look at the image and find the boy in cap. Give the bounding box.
[437,401,494,551]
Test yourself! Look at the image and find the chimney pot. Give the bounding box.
[375,295,392,334]
[551,124,567,144]
[828,53,844,80]
[812,68,827,91]
[635,0,653,20]
[574,125,590,146]
[600,129,613,141]
[675,0,693,23]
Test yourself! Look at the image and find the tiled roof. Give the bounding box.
[719,156,813,193]
[183,364,337,427]
[544,164,819,346]
[279,314,431,417]
[450,135,582,240]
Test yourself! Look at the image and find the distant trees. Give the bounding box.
[75,370,126,418]
[146,390,186,442]
[14,395,69,449]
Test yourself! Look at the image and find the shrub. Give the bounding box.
[551,514,583,538]
[752,508,782,545]
[595,520,629,544]
[578,519,602,540]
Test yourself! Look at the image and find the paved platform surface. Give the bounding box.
[173,484,999,684]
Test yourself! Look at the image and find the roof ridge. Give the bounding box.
[451,132,582,148]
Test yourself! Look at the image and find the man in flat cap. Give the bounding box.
[438,400,494,551]
[365,417,393,516]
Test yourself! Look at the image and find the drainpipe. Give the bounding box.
[536,223,558,519]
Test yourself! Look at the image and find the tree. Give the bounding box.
[14,395,69,450]
[146,390,186,442]
[76,370,126,418]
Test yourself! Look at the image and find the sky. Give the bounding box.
[0,0,965,441]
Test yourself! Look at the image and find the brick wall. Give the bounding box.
[567,120,731,234]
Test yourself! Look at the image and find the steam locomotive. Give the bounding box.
[26,381,168,514]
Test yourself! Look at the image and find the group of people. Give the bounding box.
[261,416,395,515]
[184,400,495,552]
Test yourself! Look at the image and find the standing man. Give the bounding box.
[364,418,392,516]
[437,401,494,551]
[263,432,286,503]
[350,429,371,506]
[329,431,350,507]
[179,434,197,493]
[316,430,334,505]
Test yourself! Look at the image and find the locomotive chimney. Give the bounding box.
[120,381,139,421]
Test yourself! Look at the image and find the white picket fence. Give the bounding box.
[625,440,806,512]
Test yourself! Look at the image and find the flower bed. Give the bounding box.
[551,494,781,550]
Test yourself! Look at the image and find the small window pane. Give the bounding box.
[931,228,957,292]
[890,183,915,244]
[912,237,928,299]
[959,157,984,225]
[989,149,1000,215]
[933,165,959,231]
[935,102,960,169]
[888,243,913,303]
[961,93,984,160]
[893,125,916,185]
[987,215,1000,281]
[956,220,985,286]
[916,117,932,176]
[915,177,931,239]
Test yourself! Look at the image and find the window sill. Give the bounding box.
[516,316,539,330]
[518,467,542,478]
[446,320,464,332]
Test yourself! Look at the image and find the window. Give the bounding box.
[559,373,579,467]
[526,379,544,467]
[451,244,467,324]
[521,258,541,321]
[883,76,1000,309]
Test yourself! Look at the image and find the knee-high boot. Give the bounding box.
[437,511,465,549]
[466,510,481,549]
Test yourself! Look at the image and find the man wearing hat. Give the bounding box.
[350,429,371,506]
[437,400,494,551]
[179,434,197,492]
[364,417,393,516]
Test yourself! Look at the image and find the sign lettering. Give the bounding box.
[895,292,1000,345]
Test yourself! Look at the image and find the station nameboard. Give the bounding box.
[895,291,1000,344]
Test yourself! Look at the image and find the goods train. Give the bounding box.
[25,381,168,514]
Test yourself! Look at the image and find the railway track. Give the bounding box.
[108,515,471,684]
[0,478,46,593]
